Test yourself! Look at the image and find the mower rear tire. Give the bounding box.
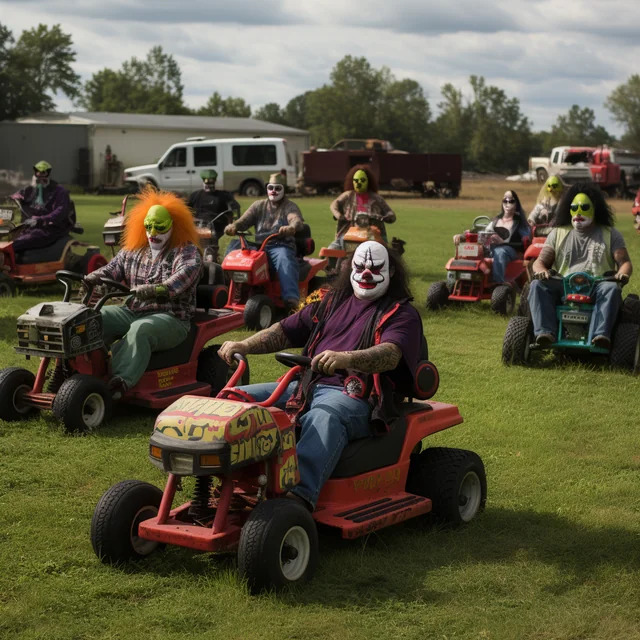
[0,273,16,297]
[238,498,318,593]
[91,480,163,564]
[610,322,640,371]
[52,374,112,433]
[0,367,37,421]
[244,294,275,330]
[502,316,533,365]
[197,344,250,395]
[621,294,640,325]
[426,281,450,310]
[406,447,486,526]
[490,284,515,316]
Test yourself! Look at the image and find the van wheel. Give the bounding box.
[241,180,263,197]
[536,168,548,183]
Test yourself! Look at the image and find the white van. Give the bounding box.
[123,137,296,196]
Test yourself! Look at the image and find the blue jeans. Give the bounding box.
[226,240,300,302]
[237,381,372,507]
[529,279,622,341]
[490,245,518,283]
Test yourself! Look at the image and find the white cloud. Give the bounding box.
[2,0,639,135]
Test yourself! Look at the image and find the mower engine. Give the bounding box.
[15,301,104,358]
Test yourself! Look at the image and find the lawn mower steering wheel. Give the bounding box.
[275,352,312,368]
[99,277,131,294]
[471,215,491,231]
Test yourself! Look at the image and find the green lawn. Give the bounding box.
[1,186,639,640]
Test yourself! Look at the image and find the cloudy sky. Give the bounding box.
[2,0,638,135]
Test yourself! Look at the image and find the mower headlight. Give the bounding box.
[231,271,249,283]
[169,453,194,475]
[104,234,117,245]
[200,454,221,468]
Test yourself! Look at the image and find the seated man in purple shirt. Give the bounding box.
[218,241,422,511]
[11,160,74,253]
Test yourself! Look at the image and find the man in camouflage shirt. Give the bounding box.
[225,172,303,309]
[86,189,202,395]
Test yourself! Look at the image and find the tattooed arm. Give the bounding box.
[218,323,292,365]
[310,342,402,375]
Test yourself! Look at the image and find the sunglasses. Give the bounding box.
[502,198,516,204]
[570,203,591,212]
[267,184,284,192]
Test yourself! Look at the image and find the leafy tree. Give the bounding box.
[79,46,189,114]
[0,22,80,120]
[545,105,614,148]
[253,102,286,124]
[283,92,311,130]
[196,92,251,117]
[430,76,532,173]
[605,75,640,149]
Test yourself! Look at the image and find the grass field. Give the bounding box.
[1,181,639,640]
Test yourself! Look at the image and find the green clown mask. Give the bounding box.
[353,169,368,194]
[144,204,173,254]
[545,176,562,195]
[570,193,594,231]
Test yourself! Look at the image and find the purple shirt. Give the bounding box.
[280,295,422,387]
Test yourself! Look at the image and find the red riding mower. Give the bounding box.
[426,216,528,316]
[0,198,107,297]
[91,350,486,593]
[319,212,405,276]
[222,225,328,330]
[0,270,247,432]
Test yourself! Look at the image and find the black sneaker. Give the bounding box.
[535,333,554,347]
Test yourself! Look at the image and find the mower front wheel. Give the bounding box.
[197,344,250,395]
[0,273,16,297]
[52,374,112,433]
[91,480,163,564]
[490,284,515,316]
[0,367,37,421]
[238,498,318,593]
[407,447,486,526]
[502,316,534,365]
[244,294,275,330]
[426,281,450,310]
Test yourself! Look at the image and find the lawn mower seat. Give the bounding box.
[295,224,315,282]
[147,322,198,370]
[15,235,73,264]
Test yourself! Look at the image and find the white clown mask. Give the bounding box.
[351,241,390,301]
[266,182,285,203]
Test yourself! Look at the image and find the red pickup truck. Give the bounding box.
[589,146,640,197]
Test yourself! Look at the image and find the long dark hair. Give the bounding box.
[553,182,614,227]
[343,164,379,193]
[331,245,412,304]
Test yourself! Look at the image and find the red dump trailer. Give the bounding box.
[302,148,462,197]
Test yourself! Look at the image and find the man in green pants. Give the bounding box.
[85,188,202,396]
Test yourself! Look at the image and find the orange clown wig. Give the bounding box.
[121,187,201,251]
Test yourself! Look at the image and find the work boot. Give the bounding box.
[108,375,128,400]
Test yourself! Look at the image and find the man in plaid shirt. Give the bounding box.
[86,189,202,396]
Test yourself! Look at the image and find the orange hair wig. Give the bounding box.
[121,186,200,251]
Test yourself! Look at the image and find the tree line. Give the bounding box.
[2,22,640,174]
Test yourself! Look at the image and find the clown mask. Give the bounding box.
[266,182,285,203]
[350,241,390,301]
[144,205,173,256]
[33,160,52,186]
[353,170,368,194]
[570,193,594,231]
[546,177,562,197]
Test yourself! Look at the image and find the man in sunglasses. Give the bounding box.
[10,160,74,254]
[224,172,304,310]
[530,182,632,348]
[84,188,202,396]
